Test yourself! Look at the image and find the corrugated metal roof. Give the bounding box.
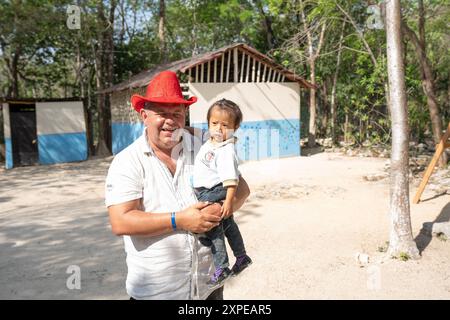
[101,43,313,94]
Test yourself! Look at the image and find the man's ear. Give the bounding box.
[140,109,148,120]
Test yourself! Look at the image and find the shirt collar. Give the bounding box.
[209,136,237,148]
[139,127,194,156]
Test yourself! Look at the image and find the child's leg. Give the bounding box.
[222,216,246,257]
[205,222,230,269]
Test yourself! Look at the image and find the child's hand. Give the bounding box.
[221,201,233,219]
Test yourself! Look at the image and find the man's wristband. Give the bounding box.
[171,212,177,231]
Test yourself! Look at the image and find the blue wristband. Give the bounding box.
[171,212,177,231]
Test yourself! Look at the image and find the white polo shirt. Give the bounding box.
[105,128,216,300]
[193,138,240,189]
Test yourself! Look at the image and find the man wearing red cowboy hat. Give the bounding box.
[105,71,250,300]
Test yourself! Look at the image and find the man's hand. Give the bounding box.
[200,202,222,218]
[177,202,221,233]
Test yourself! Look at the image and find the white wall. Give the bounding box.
[2,103,11,139]
[187,82,300,124]
[36,101,86,135]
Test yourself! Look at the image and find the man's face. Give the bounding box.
[140,102,187,151]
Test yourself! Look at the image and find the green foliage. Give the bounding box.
[0,0,447,149]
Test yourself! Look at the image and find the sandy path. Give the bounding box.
[0,153,449,299]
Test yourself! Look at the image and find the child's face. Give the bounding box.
[208,107,236,142]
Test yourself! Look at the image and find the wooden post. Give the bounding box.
[262,63,267,82]
[221,54,224,82]
[252,58,256,82]
[214,59,217,83]
[201,63,204,83]
[227,51,231,82]
[246,55,251,82]
[207,61,210,83]
[233,49,238,83]
[240,52,245,83]
[413,122,450,204]
[195,65,199,82]
[271,70,277,82]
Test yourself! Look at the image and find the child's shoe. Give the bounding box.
[207,267,231,285]
[231,255,252,276]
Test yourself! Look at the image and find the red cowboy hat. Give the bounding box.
[130,70,197,113]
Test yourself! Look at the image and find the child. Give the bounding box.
[193,98,252,285]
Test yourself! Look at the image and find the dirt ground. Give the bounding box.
[0,152,449,299]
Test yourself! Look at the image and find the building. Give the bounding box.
[102,43,313,160]
[2,98,88,169]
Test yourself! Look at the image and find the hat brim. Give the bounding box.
[131,95,197,113]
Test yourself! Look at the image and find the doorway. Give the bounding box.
[9,103,39,166]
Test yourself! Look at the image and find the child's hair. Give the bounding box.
[207,98,243,128]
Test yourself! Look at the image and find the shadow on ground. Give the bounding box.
[0,198,127,299]
[415,202,450,254]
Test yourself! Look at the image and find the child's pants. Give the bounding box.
[195,183,246,269]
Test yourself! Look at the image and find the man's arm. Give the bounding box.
[224,176,250,218]
[108,200,221,237]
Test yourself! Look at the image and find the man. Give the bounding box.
[105,70,250,299]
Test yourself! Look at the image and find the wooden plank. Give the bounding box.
[240,51,245,82]
[413,122,450,203]
[256,61,261,82]
[246,54,251,82]
[195,65,199,82]
[262,63,267,82]
[267,68,272,82]
[221,54,224,82]
[281,75,285,82]
[188,68,192,83]
[207,61,210,83]
[226,51,231,82]
[214,59,217,83]
[252,58,256,82]
[277,72,282,82]
[201,63,204,83]
[233,48,238,83]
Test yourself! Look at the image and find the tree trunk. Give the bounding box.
[320,78,329,137]
[344,112,349,144]
[308,62,317,147]
[158,0,167,63]
[300,0,326,148]
[385,0,420,259]
[401,0,447,167]
[255,0,276,49]
[331,21,345,144]
[95,0,115,157]
[11,54,19,98]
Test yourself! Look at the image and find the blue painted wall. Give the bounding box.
[111,119,300,160]
[37,132,88,165]
[5,138,13,169]
[192,119,300,160]
[111,122,145,155]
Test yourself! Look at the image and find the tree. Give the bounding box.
[330,20,345,144]
[385,0,419,259]
[0,0,64,98]
[95,0,117,156]
[301,2,326,148]
[158,0,167,62]
[277,0,326,148]
[401,0,447,167]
